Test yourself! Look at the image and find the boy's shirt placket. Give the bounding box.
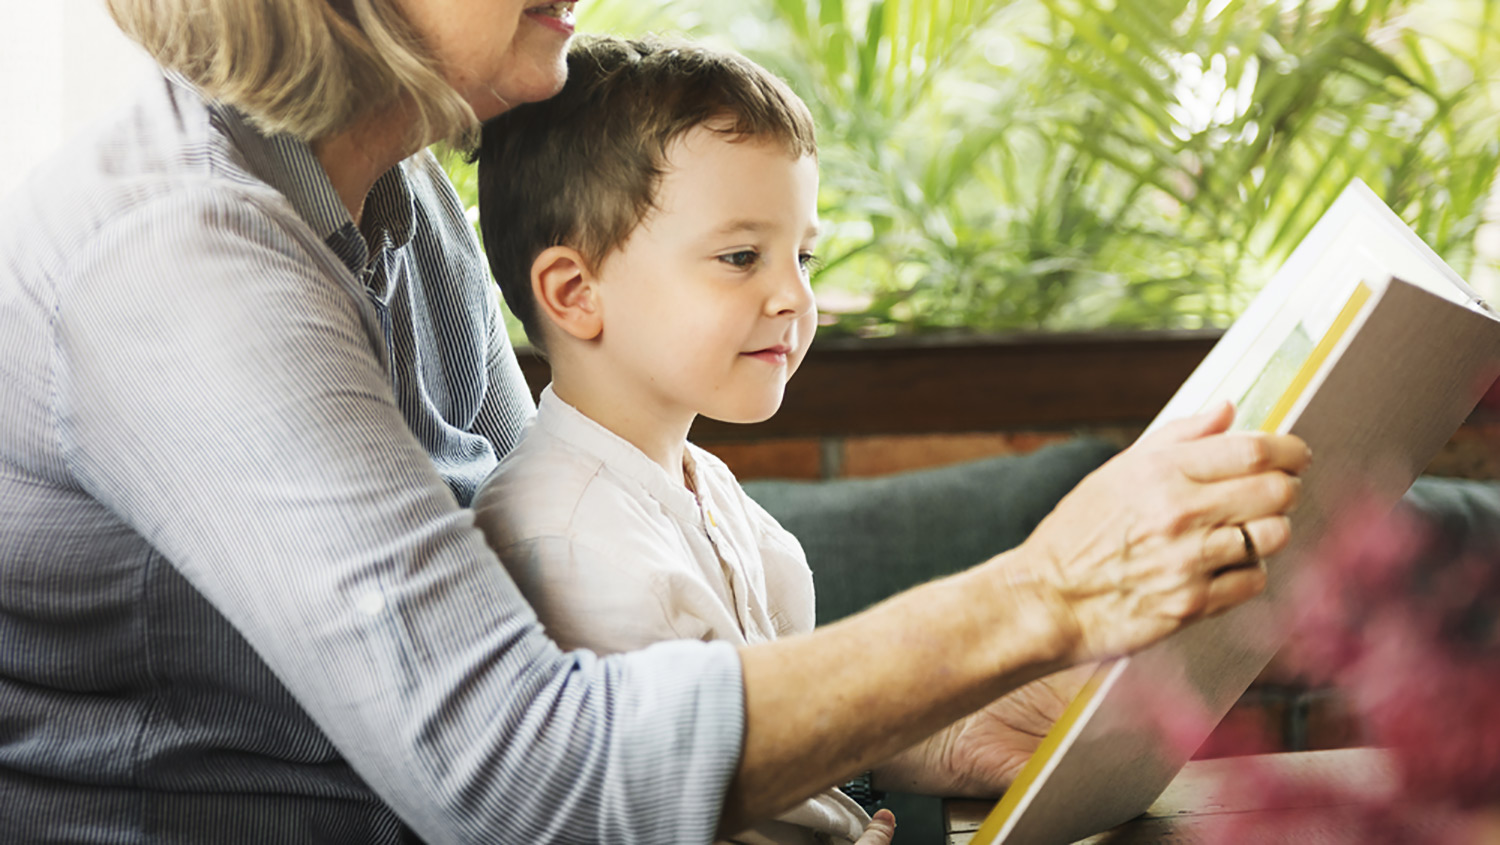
[687,458,776,646]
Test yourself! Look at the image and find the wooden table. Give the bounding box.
[943,748,1423,844]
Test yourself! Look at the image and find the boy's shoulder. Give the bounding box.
[473,413,677,548]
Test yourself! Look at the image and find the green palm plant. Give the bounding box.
[763,0,1500,333]
[1029,0,1500,328]
[439,0,1500,339]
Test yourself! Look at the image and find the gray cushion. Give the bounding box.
[1405,475,1500,549]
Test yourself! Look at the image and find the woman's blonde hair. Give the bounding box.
[107,0,476,144]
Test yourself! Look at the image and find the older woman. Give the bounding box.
[0,0,1307,842]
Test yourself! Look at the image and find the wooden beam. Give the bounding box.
[515,331,1222,441]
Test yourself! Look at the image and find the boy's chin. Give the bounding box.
[704,403,783,427]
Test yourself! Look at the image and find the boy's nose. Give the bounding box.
[767,260,816,317]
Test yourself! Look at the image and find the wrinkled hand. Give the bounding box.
[1016,401,1310,664]
[936,664,1097,797]
[872,664,1096,798]
[854,809,897,844]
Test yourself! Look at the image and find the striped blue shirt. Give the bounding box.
[0,70,744,844]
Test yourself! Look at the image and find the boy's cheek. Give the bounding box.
[789,309,819,375]
[799,308,819,349]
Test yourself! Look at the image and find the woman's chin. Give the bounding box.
[468,64,569,121]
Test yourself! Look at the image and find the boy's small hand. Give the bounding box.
[854,809,897,844]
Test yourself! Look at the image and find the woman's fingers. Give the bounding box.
[1239,514,1292,562]
[1138,401,1236,447]
[1136,403,1312,484]
[1198,522,1259,573]
[1110,452,1300,567]
[1189,515,1290,580]
[1174,431,1313,483]
[1163,515,1290,620]
[1203,518,1272,573]
[1013,404,1311,663]
[1202,559,1270,617]
[854,809,897,845]
[1146,430,1306,542]
[1131,407,1310,537]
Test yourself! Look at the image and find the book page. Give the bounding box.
[1151,179,1489,436]
[1222,281,1370,433]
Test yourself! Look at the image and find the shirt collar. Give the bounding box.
[204,83,416,277]
[364,166,417,255]
[534,385,704,524]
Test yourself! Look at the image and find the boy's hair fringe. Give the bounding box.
[473,36,817,350]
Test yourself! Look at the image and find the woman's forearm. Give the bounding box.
[720,551,1073,835]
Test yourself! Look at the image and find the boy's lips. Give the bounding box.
[524,1,577,34]
[742,343,794,364]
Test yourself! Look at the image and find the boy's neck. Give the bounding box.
[551,369,696,486]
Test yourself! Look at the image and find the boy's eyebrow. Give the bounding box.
[711,219,774,236]
[709,219,823,238]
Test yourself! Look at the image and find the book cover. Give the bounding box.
[970,181,1500,844]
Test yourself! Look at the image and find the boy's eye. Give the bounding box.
[798,252,822,274]
[719,249,760,269]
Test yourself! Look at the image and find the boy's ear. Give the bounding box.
[531,246,602,341]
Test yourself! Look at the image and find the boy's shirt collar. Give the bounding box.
[532,385,708,525]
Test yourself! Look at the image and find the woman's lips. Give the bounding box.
[524,1,577,35]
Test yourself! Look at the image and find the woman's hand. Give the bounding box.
[872,406,1306,801]
[1014,401,1310,665]
[937,664,1095,796]
[872,665,1095,798]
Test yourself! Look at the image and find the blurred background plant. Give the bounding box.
[439,0,1500,341]
[1198,498,1500,843]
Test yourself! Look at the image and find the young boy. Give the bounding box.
[471,36,891,845]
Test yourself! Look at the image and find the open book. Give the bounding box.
[969,180,1500,844]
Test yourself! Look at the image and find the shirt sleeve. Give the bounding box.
[419,148,536,455]
[474,279,537,449]
[493,535,719,655]
[471,446,742,655]
[52,188,745,845]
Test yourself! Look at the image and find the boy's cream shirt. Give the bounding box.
[474,386,869,845]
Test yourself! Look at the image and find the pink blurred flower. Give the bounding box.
[1205,495,1500,841]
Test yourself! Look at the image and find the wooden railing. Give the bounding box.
[516,330,1223,440]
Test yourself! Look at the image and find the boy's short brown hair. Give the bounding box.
[474,36,817,349]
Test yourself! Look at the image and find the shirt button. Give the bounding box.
[356,592,386,616]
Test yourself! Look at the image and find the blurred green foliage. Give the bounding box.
[441,0,1500,338]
